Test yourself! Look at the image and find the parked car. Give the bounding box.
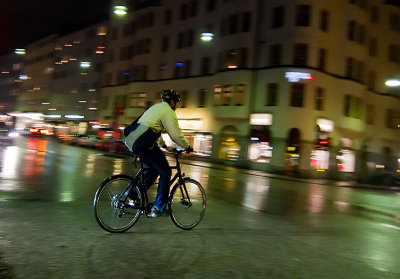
[71,135,101,148]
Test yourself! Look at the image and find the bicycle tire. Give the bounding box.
[169,178,206,230]
[93,174,142,233]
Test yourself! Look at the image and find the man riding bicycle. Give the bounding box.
[123,90,193,217]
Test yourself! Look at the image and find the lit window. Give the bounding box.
[213,85,222,106]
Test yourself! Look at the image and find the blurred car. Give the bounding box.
[72,135,102,148]
[95,139,129,154]
[29,127,54,136]
[0,128,18,145]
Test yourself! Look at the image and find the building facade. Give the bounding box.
[99,0,400,181]
[48,21,108,121]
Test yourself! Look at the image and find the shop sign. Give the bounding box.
[250,114,272,126]
[285,71,313,82]
[317,118,334,132]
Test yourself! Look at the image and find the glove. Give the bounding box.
[185,146,193,154]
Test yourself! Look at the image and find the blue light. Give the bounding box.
[250,137,259,141]
[175,62,184,67]
[122,72,131,75]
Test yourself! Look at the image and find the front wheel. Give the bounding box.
[93,174,142,233]
[169,178,206,230]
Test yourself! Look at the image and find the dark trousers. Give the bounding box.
[134,144,171,212]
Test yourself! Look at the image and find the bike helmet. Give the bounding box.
[161,89,181,103]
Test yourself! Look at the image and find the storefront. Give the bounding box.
[310,118,333,172]
[248,113,273,164]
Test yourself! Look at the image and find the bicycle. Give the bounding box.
[93,148,206,233]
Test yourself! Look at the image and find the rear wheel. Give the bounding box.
[93,174,142,233]
[169,178,206,230]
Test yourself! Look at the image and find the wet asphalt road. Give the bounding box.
[0,136,399,278]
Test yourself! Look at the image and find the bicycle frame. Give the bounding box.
[131,150,191,211]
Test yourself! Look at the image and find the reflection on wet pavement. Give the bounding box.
[0,137,399,227]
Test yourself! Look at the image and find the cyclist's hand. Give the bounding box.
[185,146,194,154]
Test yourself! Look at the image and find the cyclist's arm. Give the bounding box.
[161,110,189,149]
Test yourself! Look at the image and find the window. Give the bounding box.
[226,49,238,68]
[318,48,327,70]
[180,90,188,108]
[293,44,308,66]
[111,27,118,40]
[290,83,305,107]
[164,9,172,25]
[213,85,222,105]
[161,36,169,52]
[229,14,239,34]
[272,6,285,29]
[129,92,147,108]
[388,44,399,63]
[366,104,375,125]
[180,3,188,20]
[370,6,379,24]
[242,12,251,32]
[177,32,184,49]
[198,89,208,107]
[320,10,329,32]
[346,57,353,78]
[367,71,376,90]
[385,109,396,128]
[174,62,184,78]
[343,94,351,117]
[369,38,378,57]
[296,5,311,27]
[222,85,232,105]
[190,0,198,17]
[266,83,278,106]
[188,30,194,47]
[314,87,324,111]
[389,13,400,32]
[235,84,245,105]
[207,0,216,12]
[239,47,248,68]
[348,20,355,41]
[201,56,211,75]
[184,60,192,77]
[269,44,282,66]
[107,50,115,63]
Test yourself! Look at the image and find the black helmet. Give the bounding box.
[161,89,181,103]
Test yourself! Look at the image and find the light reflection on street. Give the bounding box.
[243,180,269,211]
[0,146,19,180]
[113,158,123,175]
[307,184,326,214]
[85,153,96,177]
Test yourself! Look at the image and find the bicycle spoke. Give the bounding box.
[94,175,142,233]
[170,178,206,230]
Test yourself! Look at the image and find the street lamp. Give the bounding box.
[385,79,400,87]
[200,32,214,42]
[14,48,26,55]
[114,5,127,16]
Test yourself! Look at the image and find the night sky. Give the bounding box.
[0,0,111,55]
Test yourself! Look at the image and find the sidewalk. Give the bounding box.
[180,157,400,192]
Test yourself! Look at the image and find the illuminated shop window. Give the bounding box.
[248,126,272,164]
[219,137,240,161]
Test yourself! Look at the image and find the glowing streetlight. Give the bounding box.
[114,6,127,15]
[385,79,400,87]
[80,61,91,68]
[200,32,214,42]
[14,48,26,55]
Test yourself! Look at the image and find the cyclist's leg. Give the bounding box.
[138,145,171,212]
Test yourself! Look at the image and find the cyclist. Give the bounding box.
[123,90,193,217]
